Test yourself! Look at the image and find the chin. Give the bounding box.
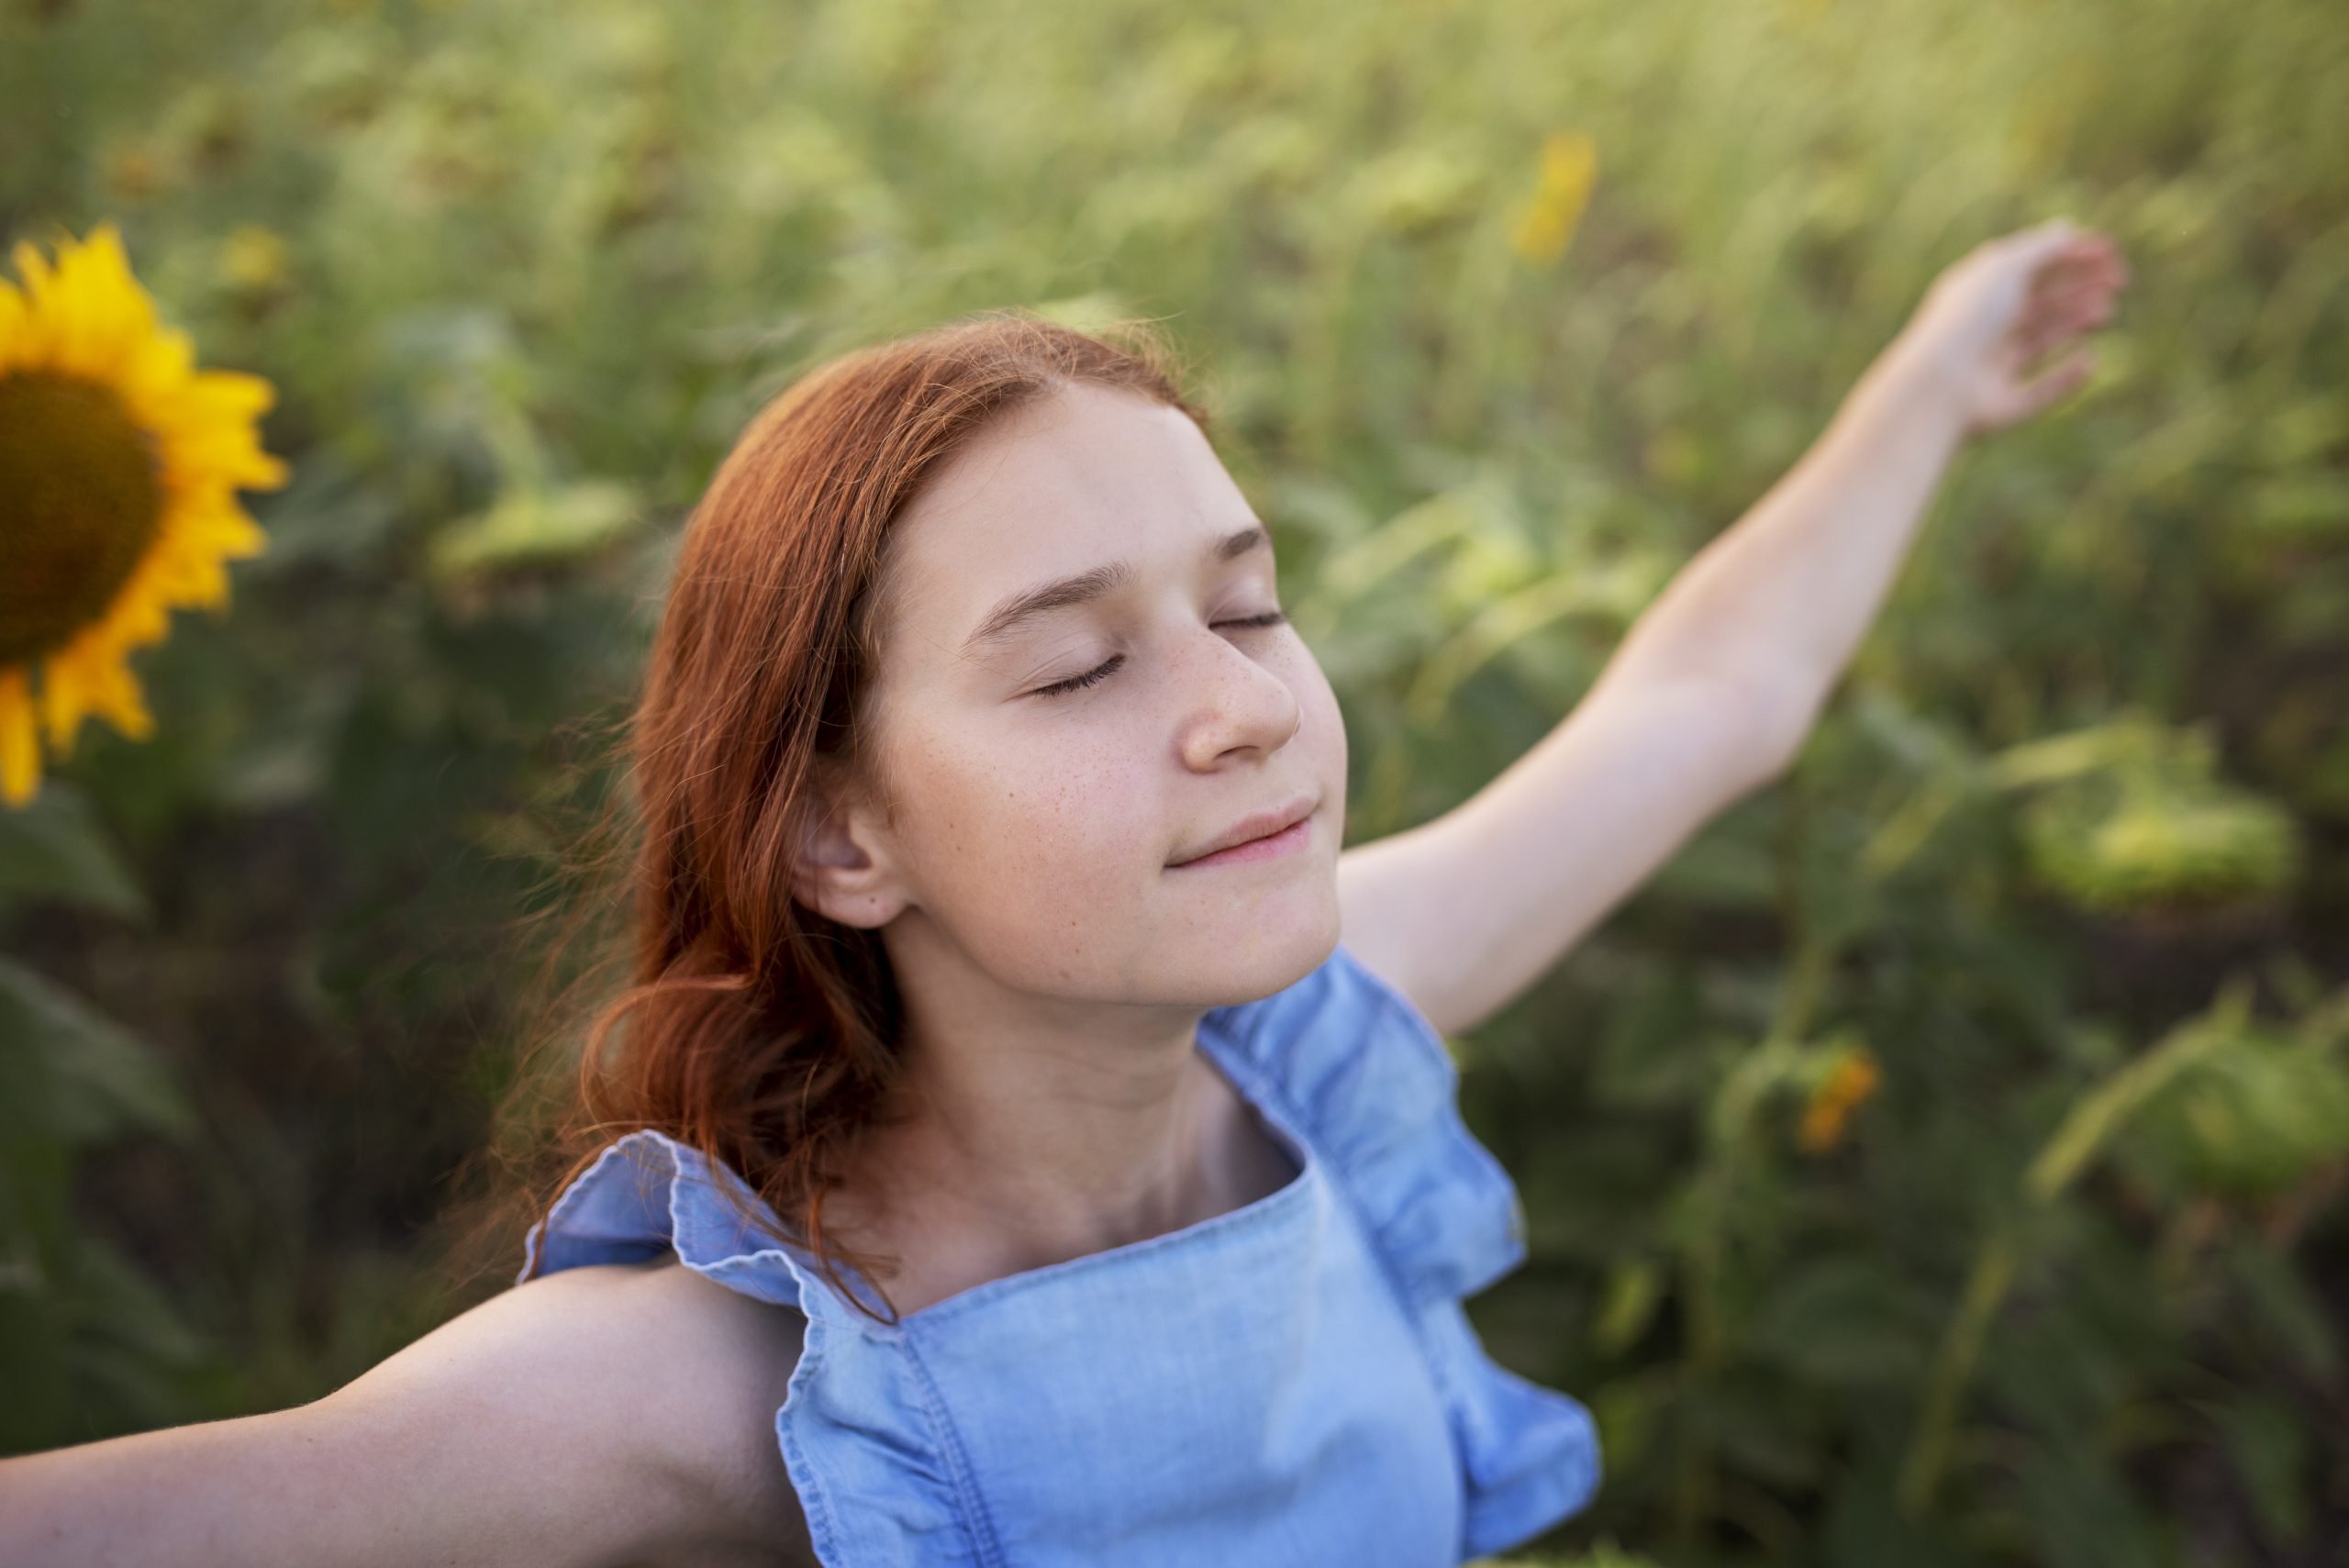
[1192,883,1341,1006]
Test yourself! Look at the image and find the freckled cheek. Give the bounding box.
[911,737,1159,907]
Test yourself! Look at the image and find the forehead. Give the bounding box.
[875,382,1252,647]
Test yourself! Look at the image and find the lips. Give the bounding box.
[1169,793,1318,868]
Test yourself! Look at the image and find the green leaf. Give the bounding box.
[2200,1390,2310,1545]
[68,1231,211,1372]
[1697,1371,1827,1490]
[1748,1254,1935,1391]
[1589,1257,1664,1355]
[1030,290,1137,335]
[1590,965,1715,1108]
[2130,1033,2349,1197]
[0,783,146,920]
[2247,471,2349,543]
[0,1289,71,1452]
[1826,1445,1987,1568]
[1644,814,1780,911]
[0,959,195,1146]
[428,479,644,580]
[1586,1369,1672,1483]
[2011,1436,2173,1568]
[2225,1238,2342,1385]
[242,451,404,574]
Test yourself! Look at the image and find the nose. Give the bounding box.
[1174,624,1302,771]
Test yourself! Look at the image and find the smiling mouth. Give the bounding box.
[1167,796,1318,870]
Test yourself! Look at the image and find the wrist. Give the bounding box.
[1848,331,1975,449]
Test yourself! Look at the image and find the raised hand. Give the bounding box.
[1886,217,2133,438]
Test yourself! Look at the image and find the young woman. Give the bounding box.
[0,217,2127,1567]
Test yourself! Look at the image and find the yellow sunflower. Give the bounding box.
[0,223,287,806]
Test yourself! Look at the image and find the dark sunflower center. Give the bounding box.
[0,371,166,665]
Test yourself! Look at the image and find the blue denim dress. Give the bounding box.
[518,940,1601,1565]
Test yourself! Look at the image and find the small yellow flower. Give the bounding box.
[217,225,291,295]
[1798,1048,1881,1153]
[0,223,288,806]
[1509,130,1598,265]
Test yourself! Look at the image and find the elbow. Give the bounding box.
[1741,726,1805,792]
[1724,672,1824,791]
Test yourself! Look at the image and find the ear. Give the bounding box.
[788,762,911,929]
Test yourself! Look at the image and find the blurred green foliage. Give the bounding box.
[3,0,2346,1562]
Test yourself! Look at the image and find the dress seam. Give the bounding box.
[772,1321,850,1567]
[899,1330,1009,1567]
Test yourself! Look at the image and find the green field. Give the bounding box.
[4,0,2345,1562]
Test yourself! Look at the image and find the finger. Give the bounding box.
[2008,322,2095,386]
[2015,309,2108,372]
[2038,287,2118,337]
[2027,276,2117,320]
[2030,247,2121,295]
[2026,232,2132,304]
[2009,304,2078,364]
[2019,284,2118,346]
[2080,233,2129,277]
[2027,250,2125,311]
[2009,217,2085,267]
[2020,345,2098,417]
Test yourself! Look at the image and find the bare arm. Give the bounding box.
[0,1258,815,1568]
[1340,221,2130,1037]
[1339,351,1965,1038]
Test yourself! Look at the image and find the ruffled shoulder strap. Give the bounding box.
[1200,940,1530,1307]
[518,1129,990,1568]
[1201,940,1602,1554]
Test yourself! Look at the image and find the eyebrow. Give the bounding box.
[959,525,1269,658]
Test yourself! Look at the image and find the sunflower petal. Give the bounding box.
[0,667,42,807]
[10,236,56,299]
[0,279,28,374]
[54,225,163,380]
[120,322,198,414]
[36,652,91,754]
[39,639,154,754]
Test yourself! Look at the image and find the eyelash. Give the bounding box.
[1032,610,1288,699]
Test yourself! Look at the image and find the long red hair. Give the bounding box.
[453,310,1213,1326]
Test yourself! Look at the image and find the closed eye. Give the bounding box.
[1031,609,1288,699]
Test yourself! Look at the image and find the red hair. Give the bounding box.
[461,309,1212,1326]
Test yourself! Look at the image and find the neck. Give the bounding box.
[834,916,1237,1304]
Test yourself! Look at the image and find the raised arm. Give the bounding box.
[0,1257,815,1568]
[1340,218,2130,1037]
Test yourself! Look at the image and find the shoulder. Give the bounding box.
[1205,940,1531,1307]
[584,1260,816,1565]
[528,1260,816,1568]
[329,1257,816,1568]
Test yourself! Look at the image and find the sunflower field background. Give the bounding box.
[4,0,2346,1563]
